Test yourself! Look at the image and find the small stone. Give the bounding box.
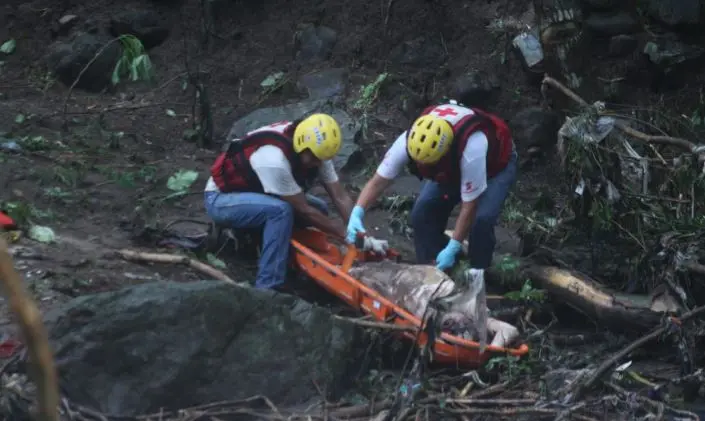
[59,14,78,27]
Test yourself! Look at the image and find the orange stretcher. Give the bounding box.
[289,228,530,368]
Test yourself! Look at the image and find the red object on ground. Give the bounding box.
[0,338,21,358]
[0,211,16,230]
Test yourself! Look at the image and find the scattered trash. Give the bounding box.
[512,31,545,75]
[0,39,16,55]
[166,169,199,192]
[28,225,56,244]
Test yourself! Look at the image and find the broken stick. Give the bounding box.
[541,75,702,155]
[0,237,59,421]
[116,249,236,284]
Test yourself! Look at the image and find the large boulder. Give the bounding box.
[44,280,369,416]
[45,32,122,93]
[226,100,361,171]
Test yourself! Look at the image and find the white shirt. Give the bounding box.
[204,145,339,195]
[376,131,488,202]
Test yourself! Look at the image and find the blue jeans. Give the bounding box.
[410,149,518,269]
[204,191,329,289]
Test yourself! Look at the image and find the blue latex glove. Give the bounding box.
[435,239,463,270]
[346,205,366,243]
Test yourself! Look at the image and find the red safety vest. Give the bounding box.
[407,104,513,184]
[210,121,319,193]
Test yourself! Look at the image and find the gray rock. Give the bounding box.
[45,281,368,416]
[450,70,500,108]
[45,32,123,92]
[389,36,445,67]
[297,68,347,99]
[643,0,702,26]
[608,34,638,57]
[227,100,360,171]
[109,10,170,49]
[584,12,641,36]
[296,25,337,61]
[508,107,562,150]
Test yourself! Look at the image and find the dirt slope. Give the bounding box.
[0,0,704,324]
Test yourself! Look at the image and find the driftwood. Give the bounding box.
[116,249,236,284]
[0,237,59,421]
[445,230,682,334]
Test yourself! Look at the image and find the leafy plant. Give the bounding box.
[111,35,154,86]
[354,73,389,111]
[504,279,546,303]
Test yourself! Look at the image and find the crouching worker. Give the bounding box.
[348,102,518,271]
[204,113,389,291]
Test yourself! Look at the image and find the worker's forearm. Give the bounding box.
[333,192,355,222]
[451,201,477,243]
[298,205,347,241]
[355,174,393,210]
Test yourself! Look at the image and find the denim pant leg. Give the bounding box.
[305,194,329,215]
[468,150,519,268]
[204,191,294,289]
[409,180,460,264]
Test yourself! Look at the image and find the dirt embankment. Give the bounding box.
[0,0,704,313]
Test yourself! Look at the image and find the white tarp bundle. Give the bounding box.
[348,261,519,350]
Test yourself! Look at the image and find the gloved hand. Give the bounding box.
[435,239,463,271]
[363,236,389,255]
[346,205,366,243]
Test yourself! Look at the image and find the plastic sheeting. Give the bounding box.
[348,262,518,350]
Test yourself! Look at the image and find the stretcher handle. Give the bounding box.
[341,233,366,272]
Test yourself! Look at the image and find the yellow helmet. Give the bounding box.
[407,114,454,164]
[293,113,342,160]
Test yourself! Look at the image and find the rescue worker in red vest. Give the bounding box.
[204,113,389,290]
[346,101,518,271]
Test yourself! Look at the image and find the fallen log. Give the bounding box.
[445,230,683,334]
[115,248,236,284]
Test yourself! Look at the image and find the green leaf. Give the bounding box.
[0,39,16,54]
[166,169,199,192]
[206,253,227,269]
[260,72,284,88]
[28,225,56,243]
[166,109,176,117]
[14,114,25,124]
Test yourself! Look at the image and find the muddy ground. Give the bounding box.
[0,0,558,312]
[1,0,705,413]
